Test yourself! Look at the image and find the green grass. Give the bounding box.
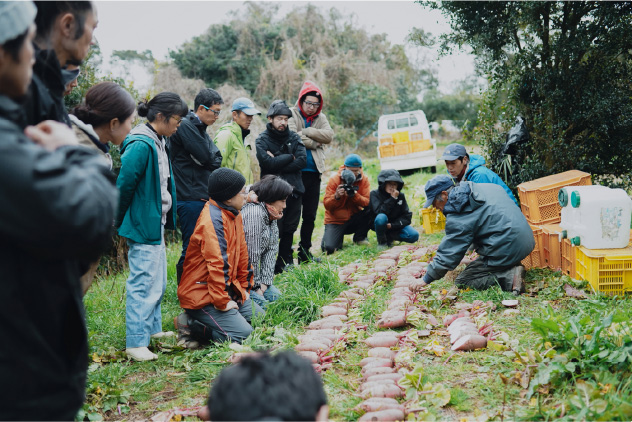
[81,158,632,421]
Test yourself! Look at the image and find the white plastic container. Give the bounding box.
[558,185,632,249]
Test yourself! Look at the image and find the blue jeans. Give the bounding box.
[250,285,281,310]
[176,200,206,273]
[373,213,419,244]
[125,226,167,348]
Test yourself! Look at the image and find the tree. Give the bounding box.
[170,3,431,142]
[423,1,632,189]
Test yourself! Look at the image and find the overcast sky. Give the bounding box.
[93,0,477,93]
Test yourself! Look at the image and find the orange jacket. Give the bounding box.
[323,165,371,225]
[178,200,253,310]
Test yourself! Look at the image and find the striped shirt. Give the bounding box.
[242,202,279,288]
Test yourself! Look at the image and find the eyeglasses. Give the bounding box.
[303,100,320,108]
[171,116,182,124]
[202,105,221,116]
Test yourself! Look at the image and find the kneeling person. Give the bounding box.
[177,168,264,344]
[419,175,534,294]
[369,169,419,247]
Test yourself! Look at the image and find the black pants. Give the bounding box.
[276,193,303,270]
[321,208,371,254]
[298,171,321,257]
[454,258,519,291]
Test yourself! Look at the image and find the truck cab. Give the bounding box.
[377,110,437,172]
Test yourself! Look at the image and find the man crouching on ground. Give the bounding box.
[177,168,264,344]
[418,175,534,295]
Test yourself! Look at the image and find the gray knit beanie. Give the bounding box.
[0,2,37,45]
[208,168,246,202]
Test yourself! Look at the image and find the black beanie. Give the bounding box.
[207,168,246,202]
[267,100,292,118]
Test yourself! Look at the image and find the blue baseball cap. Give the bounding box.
[231,97,261,116]
[424,175,456,208]
[344,153,363,168]
[441,143,468,161]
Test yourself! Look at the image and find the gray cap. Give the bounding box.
[0,1,36,45]
[440,143,468,161]
[423,175,456,208]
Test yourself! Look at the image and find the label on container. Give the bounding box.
[601,207,624,240]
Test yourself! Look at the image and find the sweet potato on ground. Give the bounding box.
[443,310,471,327]
[354,397,403,413]
[366,373,404,383]
[321,306,347,317]
[362,359,394,371]
[360,379,396,391]
[358,409,405,422]
[297,351,320,364]
[297,335,333,346]
[365,336,399,348]
[308,318,346,330]
[368,347,398,359]
[451,334,488,351]
[377,311,407,329]
[361,366,396,378]
[228,352,260,363]
[296,342,328,353]
[360,357,393,367]
[359,384,403,399]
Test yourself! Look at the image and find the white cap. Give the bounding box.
[0,1,36,45]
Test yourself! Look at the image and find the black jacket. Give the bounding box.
[0,94,118,420]
[369,169,413,229]
[169,111,223,201]
[255,123,307,195]
[21,45,70,127]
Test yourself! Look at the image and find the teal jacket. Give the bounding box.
[462,154,519,206]
[116,125,176,244]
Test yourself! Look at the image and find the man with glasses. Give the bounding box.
[417,175,534,295]
[289,81,334,264]
[169,88,224,285]
[215,97,261,185]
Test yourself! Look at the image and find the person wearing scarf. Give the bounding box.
[255,100,307,273]
[242,175,294,309]
[289,81,335,264]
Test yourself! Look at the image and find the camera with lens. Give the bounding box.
[340,169,359,197]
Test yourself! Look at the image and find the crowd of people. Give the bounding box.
[0,1,535,419]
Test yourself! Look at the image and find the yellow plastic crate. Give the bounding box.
[575,244,632,296]
[392,131,410,144]
[411,139,432,152]
[379,145,394,158]
[421,207,446,234]
[522,224,543,269]
[517,170,592,225]
[393,142,411,156]
[410,132,424,141]
[379,136,393,145]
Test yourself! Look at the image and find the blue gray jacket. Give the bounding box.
[460,154,519,206]
[424,182,534,283]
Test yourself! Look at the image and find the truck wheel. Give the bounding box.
[430,166,437,174]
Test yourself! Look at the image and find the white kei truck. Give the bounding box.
[376,110,437,172]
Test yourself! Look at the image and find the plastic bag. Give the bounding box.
[502,116,529,155]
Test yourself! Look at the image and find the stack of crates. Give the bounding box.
[517,170,592,270]
[420,207,446,234]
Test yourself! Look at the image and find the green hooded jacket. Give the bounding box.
[214,121,254,185]
[116,125,176,244]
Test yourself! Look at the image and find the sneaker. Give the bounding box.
[150,331,175,339]
[354,239,370,246]
[297,250,322,264]
[126,347,158,361]
[177,336,200,349]
[511,265,526,296]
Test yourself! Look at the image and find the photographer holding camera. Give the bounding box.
[322,154,372,254]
